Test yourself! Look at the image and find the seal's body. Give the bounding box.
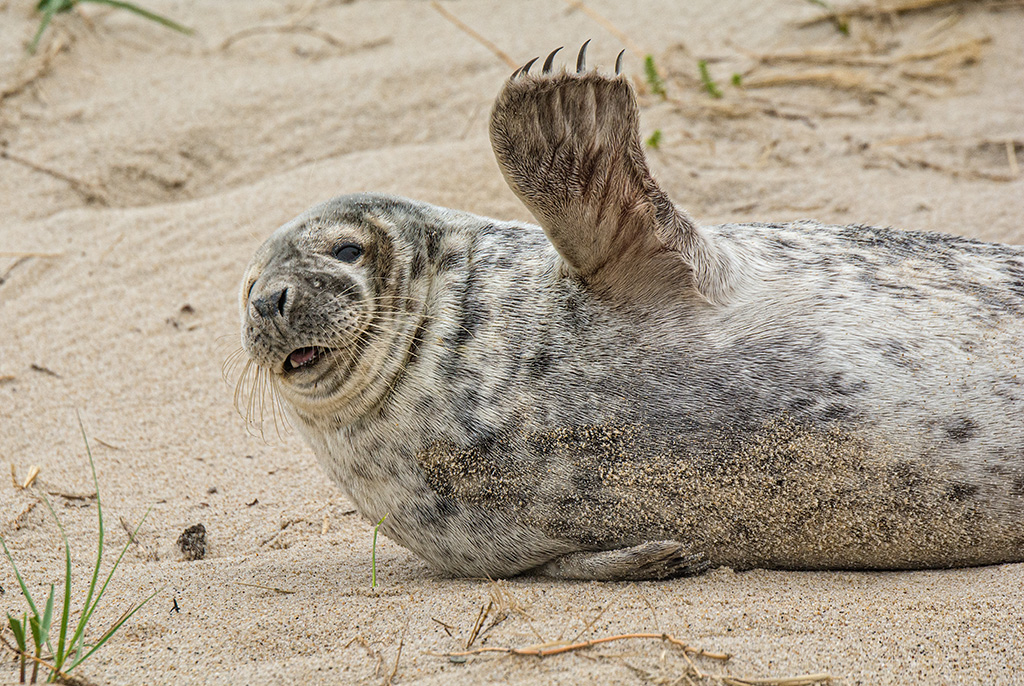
[240,47,1024,580]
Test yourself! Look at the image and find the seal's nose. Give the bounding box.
[252,286,289,319]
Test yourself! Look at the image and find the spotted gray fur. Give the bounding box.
[239,51,1024,580]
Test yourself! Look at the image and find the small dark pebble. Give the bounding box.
[177,523,207,561]
[207,486,218,494]
[247,498,259,507]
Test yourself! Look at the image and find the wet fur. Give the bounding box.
[240,63,1024,579]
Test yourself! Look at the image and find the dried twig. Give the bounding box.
[799,0,1019,26]
[562,0,645,59]
[873,149,1018,181]
[119,515,158,561]
[569,597,618,643]
[431,617,455,636]
[0,150,108,205]
[464,600,492,649]
[219,24,378,52]
[0,633,91,685]
[21,466,40,490]
[0,34,66,103]
[344,635,384,677]
[429,1,517,69]
[742,70,890,95]
[437,631,831,686]
[385,625,406,686]
[0,251,63,259]
[439,632,732,660]
[1006,139,1020,177]
[233,581,296,595]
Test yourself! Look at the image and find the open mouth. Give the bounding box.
[283,346,331,373]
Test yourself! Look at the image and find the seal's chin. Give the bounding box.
[283,346,332,375]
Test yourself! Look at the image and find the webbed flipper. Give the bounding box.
[490,43,737,303]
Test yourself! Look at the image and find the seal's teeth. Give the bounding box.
[286,346,327,372]
[576,39,590,74]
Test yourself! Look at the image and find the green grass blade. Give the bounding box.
[39,496,73,670]
[83,0,194,34]
[36,0,75,10]
[70,588,160,668]
[29,615,43,651]
[371,513,388,588]
[7,613,28,682]
[61,412,105,667]
[698,59,723,98]
[41,584,55,639]
[67,507,152,662]
[7,613,27,651]
[1,537,41,619]
[28,8,58,54]
[643,55,666,97]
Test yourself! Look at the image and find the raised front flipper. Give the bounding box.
[490,43,738,303]
[539,541,710,581]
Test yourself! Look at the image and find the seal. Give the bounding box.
[239,44,1024,580]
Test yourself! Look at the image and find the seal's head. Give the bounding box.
[239,193,420,424]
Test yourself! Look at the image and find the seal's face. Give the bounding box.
[239,196,408,418]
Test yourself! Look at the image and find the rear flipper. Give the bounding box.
[539,541,710,580]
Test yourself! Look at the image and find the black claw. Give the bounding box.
[510,65,523,79]
[522,56,539,76]
[615,49,625,76]
[576,39,590,73]
[542,46,562,74]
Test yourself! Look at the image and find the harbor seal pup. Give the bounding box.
[239,44,1024,580]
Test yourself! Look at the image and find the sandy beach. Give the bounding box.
[1,0,1023,683]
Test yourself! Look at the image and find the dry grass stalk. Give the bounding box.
[0,251,63,259]
[799,0,1010,26]
[0,33,66,103]
[440,632,732,660]
[1006,140,1020,177]
[464,599,492,649]
[742,70,890,95]
[562,0,645,59]
[429,1,517,69]
[384,625,406,686]
[119,515,159,561]
[895,35,989,64]
[218,25,388,53]
[874,149,1018,181]
[344,635,384,678]
[431,617,455,637]
[753,47,890,67]
[3,500,40,536]
[874,133,945,146]
[0,634,91,685]
[569,597,618,643]
[488,578,529,617]
[0,150,108,205]
[21,466,40,490]
[233,581,296,594]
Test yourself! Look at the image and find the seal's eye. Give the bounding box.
[333,243,363,263]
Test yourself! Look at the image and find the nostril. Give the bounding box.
[252,287,289,319]
[276,287,288,316]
